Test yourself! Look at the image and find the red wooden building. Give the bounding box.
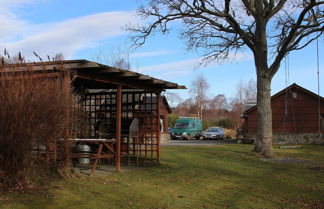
[241,83,324,144]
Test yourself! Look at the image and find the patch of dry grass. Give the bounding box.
[223,128,237,139]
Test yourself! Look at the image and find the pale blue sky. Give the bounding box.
[1,0,323,99]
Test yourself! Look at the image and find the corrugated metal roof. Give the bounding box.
[0,59,186,91]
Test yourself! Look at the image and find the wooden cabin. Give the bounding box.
[0,60,185,172]
[161,96,172,133]
[241,83,324,144]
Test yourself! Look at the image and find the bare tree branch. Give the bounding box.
[269,0,324,78]
[126,0,324,156]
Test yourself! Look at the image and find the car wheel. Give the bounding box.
[196,135,203,140]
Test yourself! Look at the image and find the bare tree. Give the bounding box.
[93,46,131,70]
[235,79,257,105]
[127,0,324,157]
[164,92,183,108]
[208,94,228,119]
[228,98,245,129]
[189,74,210,119]
[54,53,64,61]
[209,94,228,110]
[223,79,257,131]
[173,98,196,116]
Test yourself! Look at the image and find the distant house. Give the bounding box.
[241,83,324,144]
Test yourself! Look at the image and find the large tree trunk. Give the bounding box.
[254,73,273,157]
[252,15,274,157]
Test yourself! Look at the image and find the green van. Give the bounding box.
[171,117,203,140]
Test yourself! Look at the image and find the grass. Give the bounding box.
[1,144,324,209]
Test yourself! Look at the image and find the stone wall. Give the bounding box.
[160,133,171,144]
[243,133,324,144]
[274,133,324,144]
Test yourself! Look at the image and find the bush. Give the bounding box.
[0,71,73,190]
[216,118,234,129]
[168,114,179,128]
[202,119,215,130]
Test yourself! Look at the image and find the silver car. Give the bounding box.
[202,127,224,140]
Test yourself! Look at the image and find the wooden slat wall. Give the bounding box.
[246,90,324,134]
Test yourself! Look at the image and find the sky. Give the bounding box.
[0,0,323,100]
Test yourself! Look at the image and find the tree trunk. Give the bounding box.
[252,15,274,157]
[253,74,273,157]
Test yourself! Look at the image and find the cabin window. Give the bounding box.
[322,114,324,130]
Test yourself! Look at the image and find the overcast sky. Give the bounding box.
[0,0,323,99]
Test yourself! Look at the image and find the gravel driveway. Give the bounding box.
[162,139,235,146]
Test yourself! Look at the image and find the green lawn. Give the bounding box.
[1,144,324,209]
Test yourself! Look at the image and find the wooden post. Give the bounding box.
[91,143,103,175]
[156,92,161,162]
[64,140,73,167]
[45,140,50,168]
[116,85,122,172]
[64,74,72,138]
